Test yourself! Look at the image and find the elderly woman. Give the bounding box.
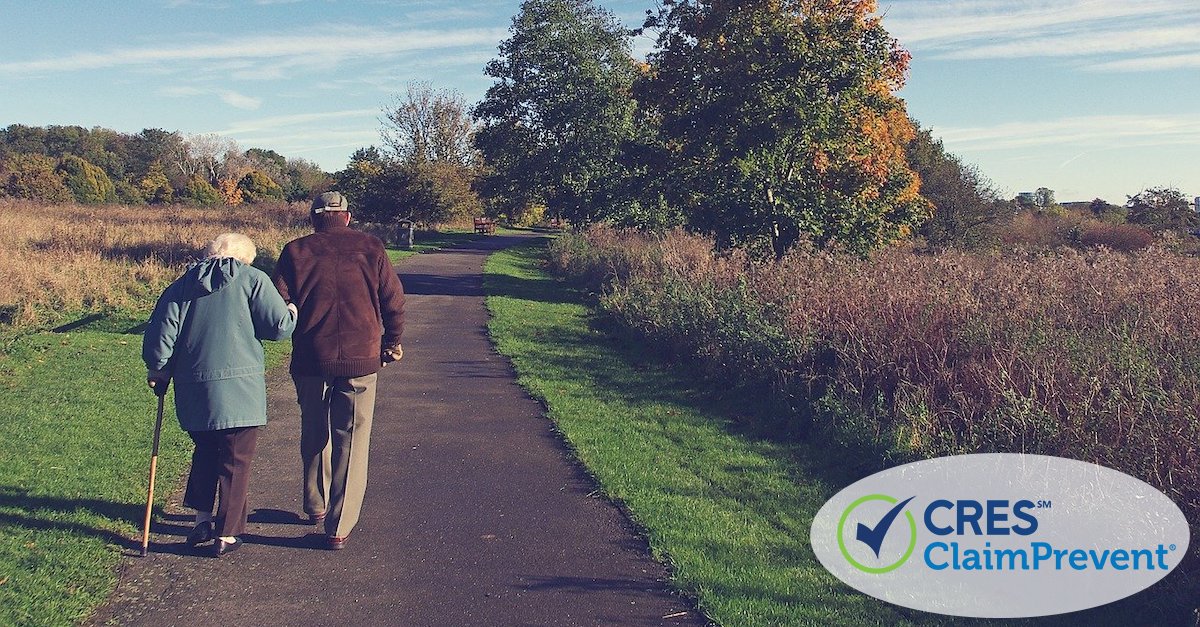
[142,233,297,557]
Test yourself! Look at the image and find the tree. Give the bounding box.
[1088,197,1125,223]
[906,123,1008,249]
[114,180,146,205]
[174,133,234,186]
[383,82,483,222]
[1,153,73,202]
[335,151,444,226]
[218,179,244,205]
[473,0,638,223]
[138,163,174,204]
[182,174,221,206]
[238,170,284,203]
[639,0,929,256]
[1035,187,1056,209]
[56,155,117,204]
[1126,186,1197,232]
[128,128,185,182]
[283,158,333,202]
[383,82,476,167]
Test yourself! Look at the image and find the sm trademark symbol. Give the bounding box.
[1036,500,1053,509]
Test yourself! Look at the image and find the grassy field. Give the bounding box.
[485,240,1197,627]
[0,201,489,626]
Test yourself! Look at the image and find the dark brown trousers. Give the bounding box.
[183,426,259,537]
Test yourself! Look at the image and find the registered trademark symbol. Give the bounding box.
[1171,544,1177,551]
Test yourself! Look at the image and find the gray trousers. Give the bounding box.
[293,373,377,538]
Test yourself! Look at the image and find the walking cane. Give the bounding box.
[141,380,168,557]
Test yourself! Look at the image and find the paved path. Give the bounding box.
[89,234,703,627]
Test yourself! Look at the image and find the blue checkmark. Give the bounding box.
[856,496,915,558]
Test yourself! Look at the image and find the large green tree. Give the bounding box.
[473,0,638,224]
[639,0,929,256]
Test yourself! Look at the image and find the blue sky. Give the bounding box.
[1,1,1197,204]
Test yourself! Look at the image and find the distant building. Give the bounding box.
[1017,192,1038,208]
[1195,196,1200,213]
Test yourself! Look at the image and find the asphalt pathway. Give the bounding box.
[89,233,703,627]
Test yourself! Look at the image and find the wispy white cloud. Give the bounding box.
[1090,52,1200,72]
[213,109,380,135]
[933,114,1200,152]
[160,86,263,110]
[0,26,509,77]
[882,0,1200,71]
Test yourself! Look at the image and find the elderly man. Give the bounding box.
[273,192,405,550]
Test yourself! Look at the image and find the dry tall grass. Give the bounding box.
[0,199,309,327]
[551,226,1200,564]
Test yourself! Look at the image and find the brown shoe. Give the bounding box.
[326,536,346,551]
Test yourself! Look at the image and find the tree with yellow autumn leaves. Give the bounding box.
[638,0,930,256]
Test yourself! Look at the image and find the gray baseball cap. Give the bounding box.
[311,191,349,213]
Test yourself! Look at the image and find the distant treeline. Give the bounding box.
[0,124,332,207]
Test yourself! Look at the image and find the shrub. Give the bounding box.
[237,170,284,204]
[113,180,146,205]
[182,174,221,206]
[1,153,73,203]
[551,226,1200,564]
[1075,221,1154,252]
[137,164,173,204]
[56,155,117,204]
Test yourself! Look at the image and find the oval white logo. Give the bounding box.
[809,454,1190,618]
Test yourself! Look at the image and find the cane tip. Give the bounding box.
[140,547,148,557]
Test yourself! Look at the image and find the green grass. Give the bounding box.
[483,241,1195,627]
[0,329,290,627]
[484,241,925,626]
[385,228,492,263]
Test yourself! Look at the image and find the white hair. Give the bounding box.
[205,233,257,265]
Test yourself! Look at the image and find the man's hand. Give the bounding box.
[381,343,403,365]
[147,369,170,396]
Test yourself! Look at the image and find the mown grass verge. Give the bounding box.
[484,241,925,626]
[484,240,1194,627]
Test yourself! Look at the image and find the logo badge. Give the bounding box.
[809,454,1190,618]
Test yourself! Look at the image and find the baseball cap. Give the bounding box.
[311,191,349,214]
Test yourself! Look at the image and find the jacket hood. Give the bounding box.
[183,257,244,297]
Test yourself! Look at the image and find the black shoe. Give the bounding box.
[308,512,326,525]
[186,521,214,546]
[327,536,346,551]
[213,537,242,557]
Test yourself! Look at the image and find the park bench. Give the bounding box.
[474,217,497,235]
